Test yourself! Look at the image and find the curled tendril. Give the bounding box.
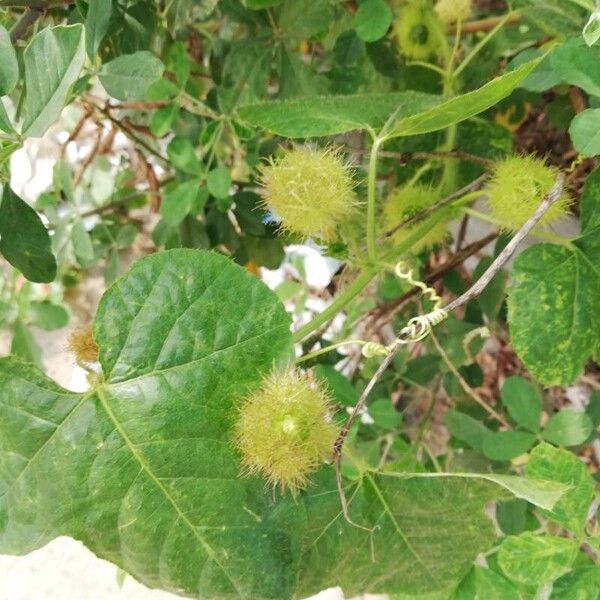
[361,341,392,358]
[360,262,448,358]
[394,262,443,311]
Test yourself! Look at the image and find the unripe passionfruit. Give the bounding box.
[486,155,571,232]
[435,0,472,24]
[258,146,356,242]
[395,0,441,60]
[383,183,449,253]
[68,325,99,363]
[233,369,339,495]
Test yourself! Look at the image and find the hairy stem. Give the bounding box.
[366,137,382,261]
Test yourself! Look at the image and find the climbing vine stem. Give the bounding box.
[334,172,566,526]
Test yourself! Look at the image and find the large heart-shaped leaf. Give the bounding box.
[22,24,86,138]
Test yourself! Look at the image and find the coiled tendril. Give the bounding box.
[360,261,448,358]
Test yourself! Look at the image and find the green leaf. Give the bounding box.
[369,398,402,428]
[387,57,544,139]
[237,91,440,138]
[99,51,165,101]
[0,185,57,283]
[85,0,112,59]
[218,39,272,114]
[10,320,42,366]
[0,26,19,96]
[0,249,300,599]
[150,103,179,137]
[354,0,392,42]
[27,300,70,331]
[507,243,598,385]
[496,499,528,535]
[333,30,366,67]
[22,25,86,138]
[444,409,491,452]
[586,390,600,427]
[542,410,594,447]
[580,166,600,232]
[482,431,536,461]
[299,469,566,598]
[298,471,501,598]
[314,364,359,407]
[278,0,333,41]
[583,11,600,47]
[71,221,95,266]
[498,533,579,585]
[0,99,13,134]
[526,443,594,537]
[240,59,540,140]
[569,109,600,157]
[245,0,282,8]
[207,167,232,199]
[551,38,600,97]
[512,48,563,93]
[160,179,201,226]
[501,376,542,433]
[552,567,600,600]
[452,566,520,600]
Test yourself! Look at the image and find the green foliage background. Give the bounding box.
[0,0,599,598]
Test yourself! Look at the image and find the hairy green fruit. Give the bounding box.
[258,146,356,242]
[486,155,571,232]
[435,0,472,24]
[383,183,449,253]
[395,0,441,60]
[234,369,339,494]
